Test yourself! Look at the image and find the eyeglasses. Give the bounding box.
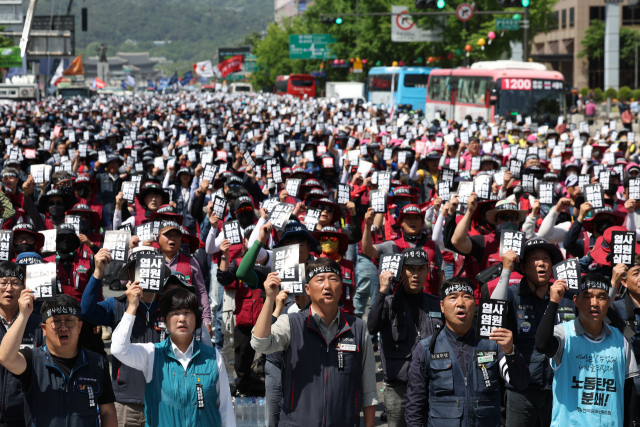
[0,280,22,290]
[48,201,64,207]
[316,204,334,213]
[497,214,518,222]
[237,206,253,214]
[320,236,338,242]
[46,319,78,330]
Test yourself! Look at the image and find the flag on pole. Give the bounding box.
[50,60,65,86]
[168,73,178,86]
[195,60,214,78]
[180,71,193,86]
[215,55,243,78]
[125,74,137,88]
[92,78,106,89]
[121,80,127,90]
[62,55,84,76]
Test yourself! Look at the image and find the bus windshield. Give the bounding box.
[275,80,288,93]
[369,74,395,91]
[497,87,565,123]
[290,79,314,87]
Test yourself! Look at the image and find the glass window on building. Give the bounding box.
[622,6,640,26]
[570,8,575,27]
[561,9,567,29]
[549,11,559,30]
[589,6,605,22]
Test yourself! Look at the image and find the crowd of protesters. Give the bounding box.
[0,91,636,427]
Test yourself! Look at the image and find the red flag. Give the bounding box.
[93,78,106,89]
[216,55,243,78]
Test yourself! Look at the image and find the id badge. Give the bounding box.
[337,343,356,352]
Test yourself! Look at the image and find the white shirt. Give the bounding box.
[111,313,235,427]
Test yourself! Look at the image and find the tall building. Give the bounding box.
[0,0,25,33]
[532,0,639,90]
[275,0,313,26]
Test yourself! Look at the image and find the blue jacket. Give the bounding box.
[25,346,106,427]
[144,338,221,427]
[505,278,575,389]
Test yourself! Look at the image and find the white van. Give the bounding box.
[230,83,253,93]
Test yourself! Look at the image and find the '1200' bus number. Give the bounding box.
[501,78,532,90]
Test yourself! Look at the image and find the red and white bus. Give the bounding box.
[425,61,566,124]
[274,74,317,99]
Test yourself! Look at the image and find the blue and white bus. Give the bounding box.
[367,66,436,111]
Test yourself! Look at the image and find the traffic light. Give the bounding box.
[416,0,444,9]
[521,0,530,6]
[321,17,343,24]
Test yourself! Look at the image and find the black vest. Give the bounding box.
[25,346,106,427]
[280,308,366,427]
[0,314,43,423]
[379,287,443,383]
[112,295,162,405]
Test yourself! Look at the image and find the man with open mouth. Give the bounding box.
[536,273,639,426]
[405,277,529,426]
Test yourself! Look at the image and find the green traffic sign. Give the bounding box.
[496,18,520,31]
[0,47,22,68]
[289,34,337,60]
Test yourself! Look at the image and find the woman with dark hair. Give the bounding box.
[111,285,234,427]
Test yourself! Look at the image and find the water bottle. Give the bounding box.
[235,396,244,427]
[250,397,258,425]
[243,397,251,426]
[257,398,267,426]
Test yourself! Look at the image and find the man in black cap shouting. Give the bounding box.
[368,248,443,427]
[405,277,530,426]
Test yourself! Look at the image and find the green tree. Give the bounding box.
[619,86,632,101]
[605,87,618,100]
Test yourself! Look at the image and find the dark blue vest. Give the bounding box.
[0,314,43,423]
[25,346,105,427]
[112,295,162,405]
[421,327,501,427]
[506,279,575,389]
[172,185,197,236]
[280,308,366,427]
[379,288,443,383]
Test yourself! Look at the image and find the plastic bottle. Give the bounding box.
[250,397,258,425]
[235,396,244,427]
[257,398,266,426]
[243,397,251,426]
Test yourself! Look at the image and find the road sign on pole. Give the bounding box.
[456,3,474,21]
[391,5,443,42]
[289,34,337,60]
[495,18,520,31]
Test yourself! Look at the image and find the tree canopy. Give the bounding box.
[578,19,640,66]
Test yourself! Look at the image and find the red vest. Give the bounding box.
[173,253,193,285]
[453,233,501,303]
[134,208,149,227]
[44,246,98,302]
[224,254,264,327]
[78,194,104,224]
[393,237,440,296]
[44,214,57,230]
[88,232,103,248]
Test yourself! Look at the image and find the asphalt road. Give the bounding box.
[101,285,389,426]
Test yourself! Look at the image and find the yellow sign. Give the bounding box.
[353,58,363,74]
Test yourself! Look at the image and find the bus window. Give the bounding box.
[369,74,394,91]
[403,74,429,88]
[290,79,314,87]
[275,80,288,93]
[457,77,489,105]
[427,76,450,101]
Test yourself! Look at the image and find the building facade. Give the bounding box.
[275,0,313,26]
[532,0,639,90]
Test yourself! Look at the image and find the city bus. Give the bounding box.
[367,66,435,111]
[425,61,566,124]
[274,74,316,98]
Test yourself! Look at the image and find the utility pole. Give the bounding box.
[523,7,529,61]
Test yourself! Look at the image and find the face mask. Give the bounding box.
[57,236,79,254]
[80,219,91,234]
[595,219,614,235]
[180,242,191,256]
[49,205,65,218]
[59,185,75,196]
[76,187,91,199]
[604,187,617,197]
[238,212,254,228]
[320,240,340,254]
[14,243,34,254]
